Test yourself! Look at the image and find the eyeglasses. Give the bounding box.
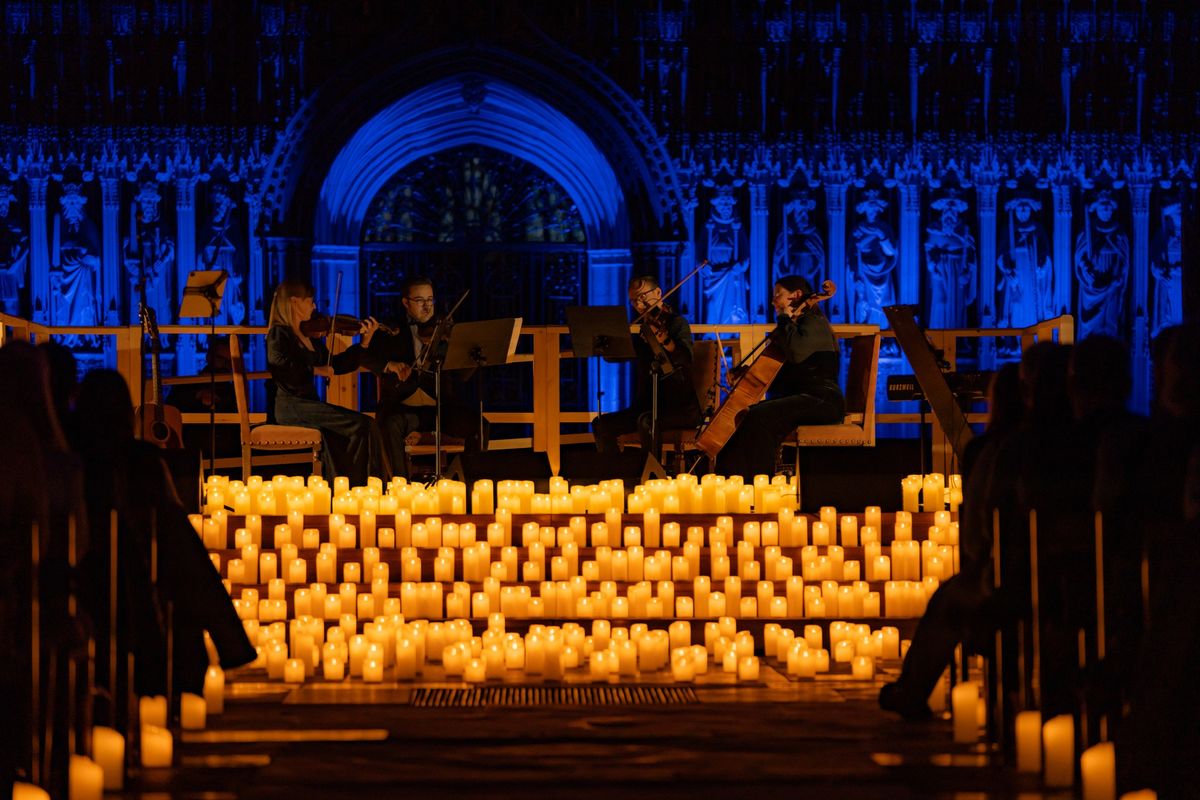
[405,296,435,306]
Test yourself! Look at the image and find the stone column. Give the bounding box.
[244,192,266,324]
[98,154,123,325]
[975,174,999,368]
[899,173,922,306]
[822,162,851,321]
[1051,177,1074,317]
[748,182,770,320]
[174,162,198,316]
[26,163,50,323]
[1129,174,1153,414]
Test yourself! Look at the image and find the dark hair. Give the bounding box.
[774,274,814,295]
[401,275,434,296]
[628,275,660,291]
[1069,334,1131,413]
[73,369,134,450]
[986,362,1024,435]
[1020,341,1073,428]
[0,341,69,452]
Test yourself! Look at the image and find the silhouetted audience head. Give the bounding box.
[1069,334,1131,419]
[1156,322,1200,421]
[0,341,68,452]
[73,368,135,452]
[986,362,1023,436]
[1019,340,1073,429]
[38,339,78,420]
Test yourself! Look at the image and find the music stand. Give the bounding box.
[565,305,636,424]
[436,317,522,478]
[179,269,229,479]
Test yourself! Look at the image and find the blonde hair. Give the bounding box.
[268,278,314,330]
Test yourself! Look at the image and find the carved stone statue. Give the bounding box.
[124,180,175,324]
[198,181,244,324]
[701,188,749,324]
[996,196,1053,327]
[52,183,101,346]
[1073,190,1130,339]
[924,193,977,328]
[771,193,825,289]
[0,183,29,316]
[849,190,897,327]
[1150,200,1183,338]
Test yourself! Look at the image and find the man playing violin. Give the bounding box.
[362,275,487,478]
[592,275,703,455]
[715,274,844,480]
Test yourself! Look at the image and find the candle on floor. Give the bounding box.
[951,683,978,743]
[1043,714,1075,787]
[92,725,124,789]
[180,692,207,729]
[69,754,104,800]
[140,725,173,768]
[737,655,760,681]
[1081,741,1115,800]
[851,656,875,680]
[139,695,167,728]
[1015,710,1042,773]
[284,658,306,683]
[203,666,225,714]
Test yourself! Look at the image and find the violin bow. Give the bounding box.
[325,270,344,368]
[631,259,709,326]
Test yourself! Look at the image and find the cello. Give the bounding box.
[693,280,836,460]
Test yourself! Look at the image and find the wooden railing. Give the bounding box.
[1,312,1074,474]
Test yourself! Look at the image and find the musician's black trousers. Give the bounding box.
[275,393,386,486]
[378,402,487,479]
[592,402,703,455]
[714,391,843,479]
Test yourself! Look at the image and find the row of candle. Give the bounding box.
[204,471,961,517]
[239,611,908,685]
[226,566,942,621]
[216,538,959,590]
[193,505,955,554]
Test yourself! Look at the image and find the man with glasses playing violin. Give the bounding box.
[362,275,487,478]
[592,275,702,455]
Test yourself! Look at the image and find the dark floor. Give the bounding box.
[125,662,1067,799]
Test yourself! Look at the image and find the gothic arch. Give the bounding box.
[261,43,688,251]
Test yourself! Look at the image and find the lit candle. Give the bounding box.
[69,754,104,800]
[851,656,875,680]
[1013,710,1042,772]
[1043,714,1075,787]
[737,655,760,681]
[951,683,978,743]
[203,666,225,714]
[140,725,173,767]
[363,658,384,683]
[1080,742,1116,800]
[139,695,167,728]
[180,692,207,729]
[92,725,124,789]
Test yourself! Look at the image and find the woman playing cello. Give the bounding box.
[713,274,844,479]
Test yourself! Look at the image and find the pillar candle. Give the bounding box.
[139,695,167,728]
[1015,710,1042,773]
[140,725,172,768]
[1080,742,1116,800]
[91,725,124,789]
[180,692,207,730]
[951,683,978,743]
[69,754,104,800]
[851,656,875,680]
[1043,714,1075,787]
[203,666,225,714]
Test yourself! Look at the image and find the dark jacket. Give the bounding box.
[267,325,363,401]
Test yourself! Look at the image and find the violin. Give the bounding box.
[299,312,398,338]
[637,301,676,376]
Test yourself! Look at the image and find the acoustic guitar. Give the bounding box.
[694,280,836,460]
[134,300,185,448]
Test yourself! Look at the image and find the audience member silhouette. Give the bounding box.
[0,399,50,796]
[879,362,1023,720]
[73,369,254,727]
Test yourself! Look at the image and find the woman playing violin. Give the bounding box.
[715,274,844,480]
[361,275,487,478]
[592,275,702,454]
[266,278,386,486]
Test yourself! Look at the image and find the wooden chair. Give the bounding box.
[617,338,721,470]
[782,329,881,500]
[227,333,323,480]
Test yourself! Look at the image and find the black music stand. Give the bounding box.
[179,269,229,479]
[565,305,636,428]
[437,317,522,478]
